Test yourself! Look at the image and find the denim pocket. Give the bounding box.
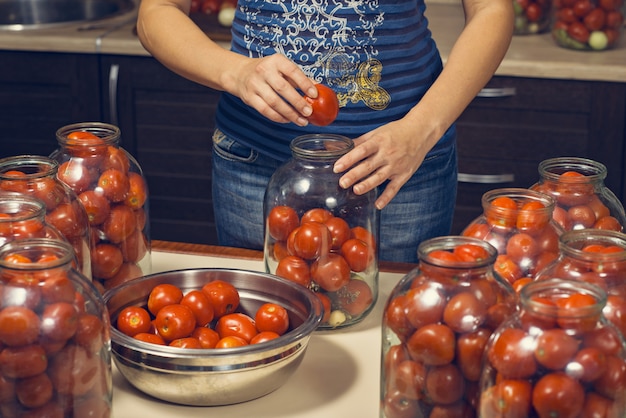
[212,129,258,163]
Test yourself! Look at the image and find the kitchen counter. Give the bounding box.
[1,3,625,83]
[110,241,414,418]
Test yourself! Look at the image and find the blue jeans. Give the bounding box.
[211,129,457,263]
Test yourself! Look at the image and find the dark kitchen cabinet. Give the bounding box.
[451,76,626,234]
[100,55,221,245]
[0,50,101,157]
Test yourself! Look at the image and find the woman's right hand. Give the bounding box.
[226,54,319,126]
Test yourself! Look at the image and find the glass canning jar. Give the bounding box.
[263,134,379,330]
[461,188,564,289]
[0,155,93,282]
[530,157,626,233]
[551,0,625,51]
[513,0,551,35]
[535,228,626,337]
[0,238,112,418]
[50,122,151,290]
[479,278,626,418]
[380,236,516,418]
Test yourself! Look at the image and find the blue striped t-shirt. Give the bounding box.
[215,0,450,161]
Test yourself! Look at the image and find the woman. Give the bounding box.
[137,0,513,263]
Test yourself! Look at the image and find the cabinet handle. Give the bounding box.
[476,87,516,98]
[458,173,515,183]
[108,64,120,126]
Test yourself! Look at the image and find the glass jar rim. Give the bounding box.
[538,157,607,183]
[55,122,121,147]
[558,229,626,261]
[0,155,58,179]
[0,194,46,221]
[520,278,607,317]
[0,238,75,270]
[290,134,354,160]
[417,235,498,268]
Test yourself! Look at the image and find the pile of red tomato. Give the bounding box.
[552,0,624,50]
[513,0,551,34]
[382,240,516,417]
[53,130,150,290]
[266,205,375,326]
[116,280,291,349]
[0,251,110,416]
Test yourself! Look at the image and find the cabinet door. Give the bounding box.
[101,55,221,245]
[0,51,101,157]
[453,77,626,234]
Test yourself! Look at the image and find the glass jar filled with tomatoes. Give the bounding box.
[513,0,552,34]
[534,229,626,337]
[0,155,93,283]
[380,236,516,418]
[50,122,151,290]
[0,238,112,417]
[462,188,564,289]
[551,0,625,50]
[530,157,626,232]
[479,278,626,418]
[263,134,378,330]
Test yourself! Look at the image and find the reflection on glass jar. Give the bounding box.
[551,0,625,50]
[50,122,151,290]
[0,155,93,282]
[479,278,626,417]
[0,238,112,417]
[535,228,626,338]
[461,188,564,289]
[513,0,551,35]
[264,134,379,330]
[530,157,625,233]
[380,236,516,418]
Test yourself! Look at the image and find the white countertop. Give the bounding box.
[1,3,626,83]
[110,250,405,418]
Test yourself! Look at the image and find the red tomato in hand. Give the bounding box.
[304,84,339,126]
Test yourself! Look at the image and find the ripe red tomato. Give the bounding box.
[341,238,373,272]
[48,344,100,396]
[15,372,54,409]
[443,291,487,333]
[406,323,455,366]
[267,205,299,241]
[181,290,214,327]
[215,335,248,348]
[250,331,281,344]
[116,306,152,337]
[102,145,131,173]
[39,301,79,343]
[91,243,124,280]
[316,292,332,324]
[301,208,333,224]
[404,282,446,329]
[424,363,465,405]
[124,172,148,209]
[97,168,129,203]
[570,347,607,381]
[304,84,339,126]
[526,3,543,21]
[384,294,413,341]
[147,283,184,316]
[78,190,110,226]
[456,328,491,382]
[0,344,48,378]
[216,313,258,343]
[255,303,290,335]
[480,379,532,418]
[486,196,518,230]
[0,306,40,347]
[487,328,537,379]
[201,280,240,318]
[154,303,196,342]
[532,372,585,417]
[57,160,93,194]
[533,328,580,370]
[275,255,311,287]
[46,201,85,239]
[293,221,331,260]
[192,327,220,348]
[324,216,351,250]
[336,279,374,317]
[73,313,106,353]
[555,292,600,332]
[567,21,592,43]
[310,253,351,292]
[453,243,490,262]
[169,337,202,349]
[134,332,166,345]
[102,204,136,244]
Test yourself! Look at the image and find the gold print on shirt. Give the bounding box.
[340,58,390,110]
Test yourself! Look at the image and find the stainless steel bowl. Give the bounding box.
[0,0,135,30]
[103,268,324,406]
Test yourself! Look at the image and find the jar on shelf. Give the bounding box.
[530,156,626,232]
[50,122,151,289]
[535,228,626,337]
[263,134,379,330]
[0,238,112,417]
[461,187,564,288]
[478,278,626,418]
[380,236,516,418]
[513,0,551,35]
[0,155,93,282]
[551,0,625,50]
